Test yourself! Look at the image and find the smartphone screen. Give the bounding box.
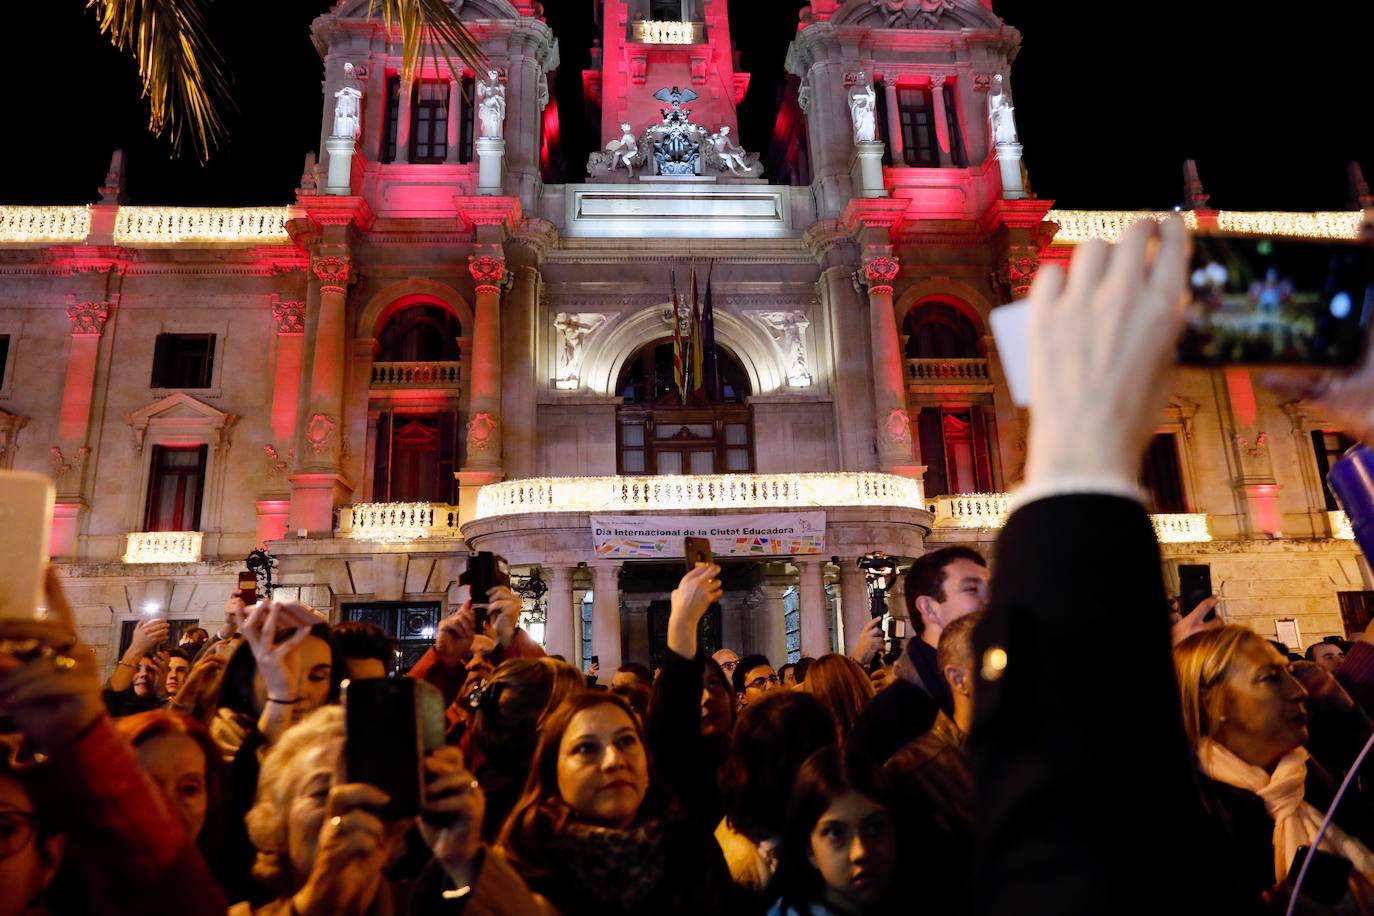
[463,551,509,632]
[344,678,427,820]
[684,536,713,572]
[1178,564,1214,621]
[1179,233,1374,367]
[237,571,258,607]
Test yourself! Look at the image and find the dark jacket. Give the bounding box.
[970,495,1240,915]
[101,684,166,717]
[405,847,555,916]
[849,675,941,765]
[646,647,727,835]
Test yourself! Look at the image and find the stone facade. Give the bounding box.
[0,0,1368,671]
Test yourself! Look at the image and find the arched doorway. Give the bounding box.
[614,339,753,475]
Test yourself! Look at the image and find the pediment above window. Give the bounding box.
[125,393,238,454]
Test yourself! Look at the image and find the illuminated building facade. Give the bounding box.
[0,0,1368,672]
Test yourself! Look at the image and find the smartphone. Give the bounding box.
[237,571,259,607]
[684,536,713,572]
[590,655,599,670]
[1178,564,1214,622]
[1290,845,1353,906]
[0,472,55,620]
[343,678,446,820]
[462,551,509,633]
[1180,233,1374,367]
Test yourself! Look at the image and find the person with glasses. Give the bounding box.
[733,654,780,709]
[0,759,63,916]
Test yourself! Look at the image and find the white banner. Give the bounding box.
[591,512,826,559]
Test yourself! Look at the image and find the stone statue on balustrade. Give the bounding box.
[591,124,645,179]
[848,73,878,144]
[988,74,1019,146]
[477,70,506,139]
[332,63,363,140]
[703,126,762,178]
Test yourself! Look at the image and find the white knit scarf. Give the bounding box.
[1198,738,1374,883]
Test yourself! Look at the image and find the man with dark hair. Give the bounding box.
[732,653,778,707]
[792,656,815,686]
[332,620,393,679]
[163,647,192,697]
[178,626,209,649]
[611,661,653,691]
[778,661,797,687]
[850,546,989,764]
[1307,639,1347,673]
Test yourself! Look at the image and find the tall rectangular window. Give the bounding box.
[372,410,457,504]
[875,81,892,166]
[410,81,449,163]
[943,84,967,167]
[897,88,938,167]
[0,335,9,386]
[1313,430,1358,511]
[144,444,207,532]
[459,75,476,164]
[1141,433,1188,514]
[384,76,401,163]
[918,406,994,496]
[151,334,215,389]
[650,0,683,18]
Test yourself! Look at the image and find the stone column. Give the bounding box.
[269,299,306,451]
[796,558,830,658]
[853,141,887,198]
[883,80,903,163]
[459,253,507,484]
[544,564,577,660]
[862,255,920,477]
[446,79,462,164]
[625,599,651,666]
[838,559,870,655]
[395,78,413,164]
[758,577,791,666]
[590,561,623,674]
[929,76,955,167]
[289,253,354,533]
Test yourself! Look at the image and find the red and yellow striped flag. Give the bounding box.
[671,268,685,403]
[690,267,704,397]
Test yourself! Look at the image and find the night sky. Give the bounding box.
[7,1,1371,210]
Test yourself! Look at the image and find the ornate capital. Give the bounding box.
[468,255,508,293]
[66,299,112,336]
[862,255,901,294]
[271,298,305,335]
[311,255,353,293]
[998,247,1041,299]
[930,74,946,90]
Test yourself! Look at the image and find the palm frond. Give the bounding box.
[87,0,234,161]
[371,0,487,84]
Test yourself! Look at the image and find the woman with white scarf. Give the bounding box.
[1176,624,1374,906]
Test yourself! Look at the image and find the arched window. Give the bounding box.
[376,305,462,362]
[903,303,979,359]
[615,339,753,475]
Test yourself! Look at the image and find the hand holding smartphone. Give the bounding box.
[462,552,509,634]
[344,678,446,820]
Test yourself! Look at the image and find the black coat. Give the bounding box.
[969,495,1245,915]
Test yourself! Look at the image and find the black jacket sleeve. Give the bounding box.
[646,648,723,832]
[970,495,1232,915]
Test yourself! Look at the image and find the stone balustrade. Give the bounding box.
[337,502,461,543]
[633,20,703,43]
[123,531,204,564]
[0,206,90,243]
[906,358,989,383]
[474,472,925,519]
[113,207,293,244]
[370,361,462,388]
[1150,513,1213,544]
[928,493,1011,529]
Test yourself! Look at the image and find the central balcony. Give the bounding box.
[929,492,1214,543]
[906,358,990,384]
[632,20,704,43]
[370,361,461,388]
[336,502,461,543]
[123,531,203,564]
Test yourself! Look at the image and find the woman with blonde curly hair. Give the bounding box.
[1175,625,1374,905]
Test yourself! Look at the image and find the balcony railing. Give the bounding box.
[633,20,703,43]
[906,358,990,383]
[929,493,1214,543]
[0,205,90,243]
[114,206,292,244]
[337,502,461,543]
[123,531,204,564]
[474,472,925,519]
[1331,510,1356,540]
[370,361,462,388]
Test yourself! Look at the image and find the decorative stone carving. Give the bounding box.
[332,62,363,140]
[477,70,506,139]
[885,408,913,445]
[0,410,26,468]
[311,256,353,292]
[856,0,974,29]
[263,444,293,483]
[537,73,551,114]
[1237,431,1269,460]
[50,446,90,482]
[299,152,319,195]
[650,86,703,176]
[271,298,305,335]
[468,255,508,292]
[972,72,992,92]
[553,313,612,389]
[467,412,498,452]
[66,299,112,336]
[847,73,878,143]
[998,246,1040,299]
[862,256,901,293]
[704,127,762,177]
[595,124,645,179]
[797,78,813,114]
[306,413,337,455]
[750,311,813,387]
[989,74,1019,146]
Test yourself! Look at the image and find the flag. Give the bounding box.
[690,266,705,397]
[671,267,685,403]
[701,261,719,401]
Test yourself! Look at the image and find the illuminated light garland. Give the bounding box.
[114,207,292,244]
[928,493,1010,529]
[123,531,203,564]
[1151,513,1213,544]
[0,206,91,243]
[1330,510,1356,541]
[633,20,699,43]
[1046,210,1363,244]
[338,502,461,543]
[474,472,925,519]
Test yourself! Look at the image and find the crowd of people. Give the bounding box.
[3,217,1374,914]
